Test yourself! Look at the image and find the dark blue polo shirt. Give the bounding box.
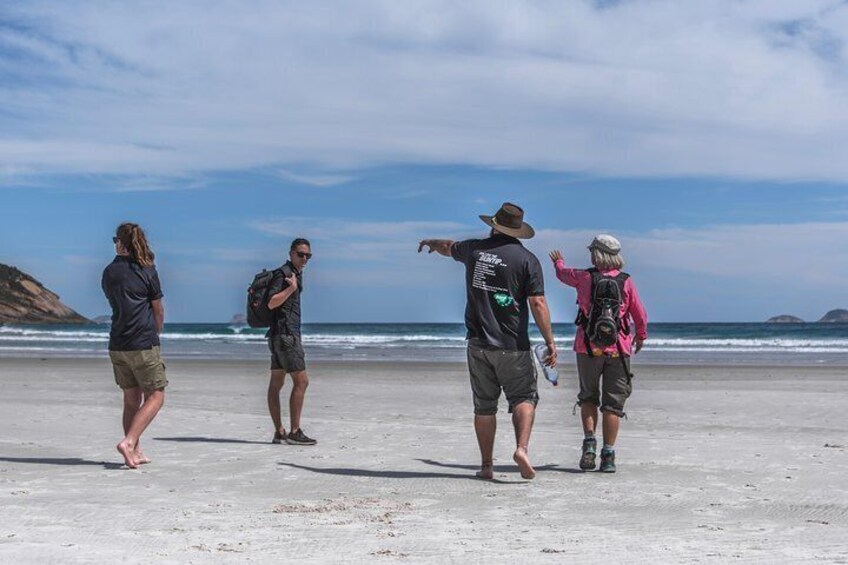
[451,234,545,351]
[101,256,164,351]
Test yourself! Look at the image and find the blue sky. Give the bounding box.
[2,1,847,322]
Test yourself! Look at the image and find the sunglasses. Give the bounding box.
[296,251,312,260]
[112,237,120,243]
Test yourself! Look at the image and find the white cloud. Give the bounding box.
[276,169,354,187]
[250,218,473,245]
[1,1,847,183]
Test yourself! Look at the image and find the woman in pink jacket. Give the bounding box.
[550,234,647,473]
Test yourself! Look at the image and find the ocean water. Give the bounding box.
[1,322,847,365]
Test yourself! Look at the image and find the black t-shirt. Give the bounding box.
[101,256,164,351]
[451,234,545,351]
[267,261,304,337]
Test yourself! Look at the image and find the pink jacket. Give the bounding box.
[554,259,648,356]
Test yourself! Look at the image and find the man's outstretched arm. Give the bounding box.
[418,239,455,257]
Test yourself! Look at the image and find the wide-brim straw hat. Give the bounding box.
[479,202,535,239]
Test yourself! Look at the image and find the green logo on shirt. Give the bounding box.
[493,292,515,308]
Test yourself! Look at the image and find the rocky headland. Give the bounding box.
[818,309,848,323]
[0,263,90,324]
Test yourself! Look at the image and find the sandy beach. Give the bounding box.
[0,357,846,564]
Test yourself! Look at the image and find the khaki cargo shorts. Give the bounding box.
[109,346,168,391]
[576,353,632,417]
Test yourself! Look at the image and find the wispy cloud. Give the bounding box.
[2,1,848,183]
[532,221,848,289]
[276,169,354,187]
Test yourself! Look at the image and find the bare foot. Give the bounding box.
[475,463,494,480]
[134,449,151,465]
[513,447,535,480]
[116,439,138,469]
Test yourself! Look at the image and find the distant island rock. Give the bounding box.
[230,314,248,326]
[765,315,805,323]
[0,263,90,324]
[818,309,848,323]
[92,315,112,324]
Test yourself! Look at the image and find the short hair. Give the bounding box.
[290,238,311,251]
[591,248,624,270]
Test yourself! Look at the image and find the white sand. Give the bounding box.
[0,357,846,564]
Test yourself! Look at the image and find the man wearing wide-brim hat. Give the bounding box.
[418,202,557,480]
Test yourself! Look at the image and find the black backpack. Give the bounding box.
[246,265,291,328]
[575,268,630,350]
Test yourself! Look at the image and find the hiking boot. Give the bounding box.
[599,448,616,473]
[272,431,287,444]
[286,429,317,446]
[579,438,597,470]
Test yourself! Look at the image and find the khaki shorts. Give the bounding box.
[576,353,632,417]
[109,346,168,391]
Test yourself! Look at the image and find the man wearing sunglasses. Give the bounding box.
[266,238,316,445]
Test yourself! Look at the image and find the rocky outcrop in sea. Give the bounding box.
[765,315,805,323]
[0,263,90,324]
[818,309,848,323]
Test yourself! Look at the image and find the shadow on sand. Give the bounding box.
[279,462,528,484]
[0,456,124,470]
[415,458,571,474]
[154,436,271,445]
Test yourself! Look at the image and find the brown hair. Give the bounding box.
[115,223,156,267]
[290,238,311,251]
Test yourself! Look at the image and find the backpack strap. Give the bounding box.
[581,268,599,354]
[614,272,630,336]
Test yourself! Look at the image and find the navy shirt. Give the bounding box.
[451,234,545,351]
[267,261,304,337]
[101,256,164,351]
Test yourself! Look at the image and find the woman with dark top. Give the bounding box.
[101,223,167,469]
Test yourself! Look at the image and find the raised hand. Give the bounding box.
[549,250,563,263]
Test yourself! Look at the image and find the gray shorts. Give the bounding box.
[576,353,633,417]
[467,345,538,416]
[269,334,306,373]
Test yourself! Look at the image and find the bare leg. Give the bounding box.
[122,388,142,435]
[120,389,148,465]
[133,391,154,465]
[267,370,287,435]
[474,414,496,479]
[581,402,599,436]
[602,411,620,447]
[289,370,309,432]
[511,402,536,479]
[117,389,165,469]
